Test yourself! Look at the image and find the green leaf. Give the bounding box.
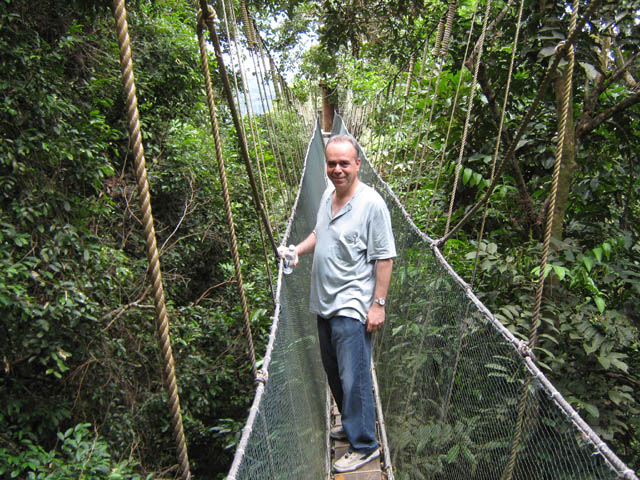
[592,247,602,262]
[583,256,594,272]
[581,402,599,419]
[463,167,472,185]
[551,265,568,281]
[445,444,460,463]
[593,296,605,313]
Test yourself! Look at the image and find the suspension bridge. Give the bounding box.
[109,0,639,478]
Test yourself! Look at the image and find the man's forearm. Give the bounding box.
[296,231,317,256]
[373,258,393,300]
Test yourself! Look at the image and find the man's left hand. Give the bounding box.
[366,305,385,333]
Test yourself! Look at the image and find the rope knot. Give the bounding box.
[517,340,535,360]
[255,369,268,385]
[197,4,216,26]
[554,40,567,56]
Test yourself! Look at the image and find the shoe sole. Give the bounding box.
[333,449,380,473]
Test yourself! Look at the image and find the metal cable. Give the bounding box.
[111,1,190,478]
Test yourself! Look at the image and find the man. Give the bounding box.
[282,134,395,473]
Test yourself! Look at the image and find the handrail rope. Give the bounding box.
[111,1,191,478]
[436,0,603,246]
[198,3,279,258]
[419,1,479,226]
[502,3,578,478]
[443,0,524,425]
[443,0,492,237]
[197,7,258,378]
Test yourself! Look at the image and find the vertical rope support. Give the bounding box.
[199,2,279,257]
[197,10,258,379]
[502,5,577,479]
[441,0,458,58]
[444,0,491,237]
[111,1,191,478]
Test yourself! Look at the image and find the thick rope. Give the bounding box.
[111,1,190,478]
[502,4,578,478]
[440,0,458,58]
[197,8,258,378]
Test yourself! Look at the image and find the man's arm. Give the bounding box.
[291,231,316,266]
[366,258,393,333]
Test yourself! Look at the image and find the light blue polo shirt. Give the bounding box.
[310,182,396,323]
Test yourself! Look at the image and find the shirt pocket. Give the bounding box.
[334,230,361,264]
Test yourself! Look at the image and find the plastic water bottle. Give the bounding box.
[283,245,296,275]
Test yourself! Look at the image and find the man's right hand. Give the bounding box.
[277,245,299,267]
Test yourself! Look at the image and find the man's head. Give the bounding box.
[325,135,361,194]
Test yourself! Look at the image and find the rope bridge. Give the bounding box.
[227,115,636,480]
[109,1,638,478]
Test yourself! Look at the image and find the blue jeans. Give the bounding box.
[317,315,378,453]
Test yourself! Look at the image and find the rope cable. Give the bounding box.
[436,0,603,246]
[502,2,578,477]
[198,2,279,257]
[197,7,258,378]
[443,0,493,237]
[111,1,191,478]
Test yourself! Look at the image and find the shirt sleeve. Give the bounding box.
[366,194,396,262]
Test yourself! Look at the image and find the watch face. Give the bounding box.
[376,298,386,306]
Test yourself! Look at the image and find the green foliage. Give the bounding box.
[1,1,280,478]
[0,423,146,480]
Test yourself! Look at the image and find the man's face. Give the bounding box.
[326,141,361,192]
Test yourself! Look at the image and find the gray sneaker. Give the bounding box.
[330,425,347,440]
[333,448,380,473]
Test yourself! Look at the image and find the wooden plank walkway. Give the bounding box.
[330,405,386,480]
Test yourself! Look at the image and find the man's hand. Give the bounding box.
[366,303,385,333]
[277,245,299,267]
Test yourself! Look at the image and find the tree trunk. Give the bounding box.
[549,73,577,243]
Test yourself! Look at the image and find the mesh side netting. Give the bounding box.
[228,116,636,480]
[228,122,329,480]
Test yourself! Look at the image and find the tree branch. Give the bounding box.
[577,92,640,138]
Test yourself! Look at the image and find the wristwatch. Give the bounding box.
[374,297,386,307]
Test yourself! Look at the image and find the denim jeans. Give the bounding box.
[317,315,378,453]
